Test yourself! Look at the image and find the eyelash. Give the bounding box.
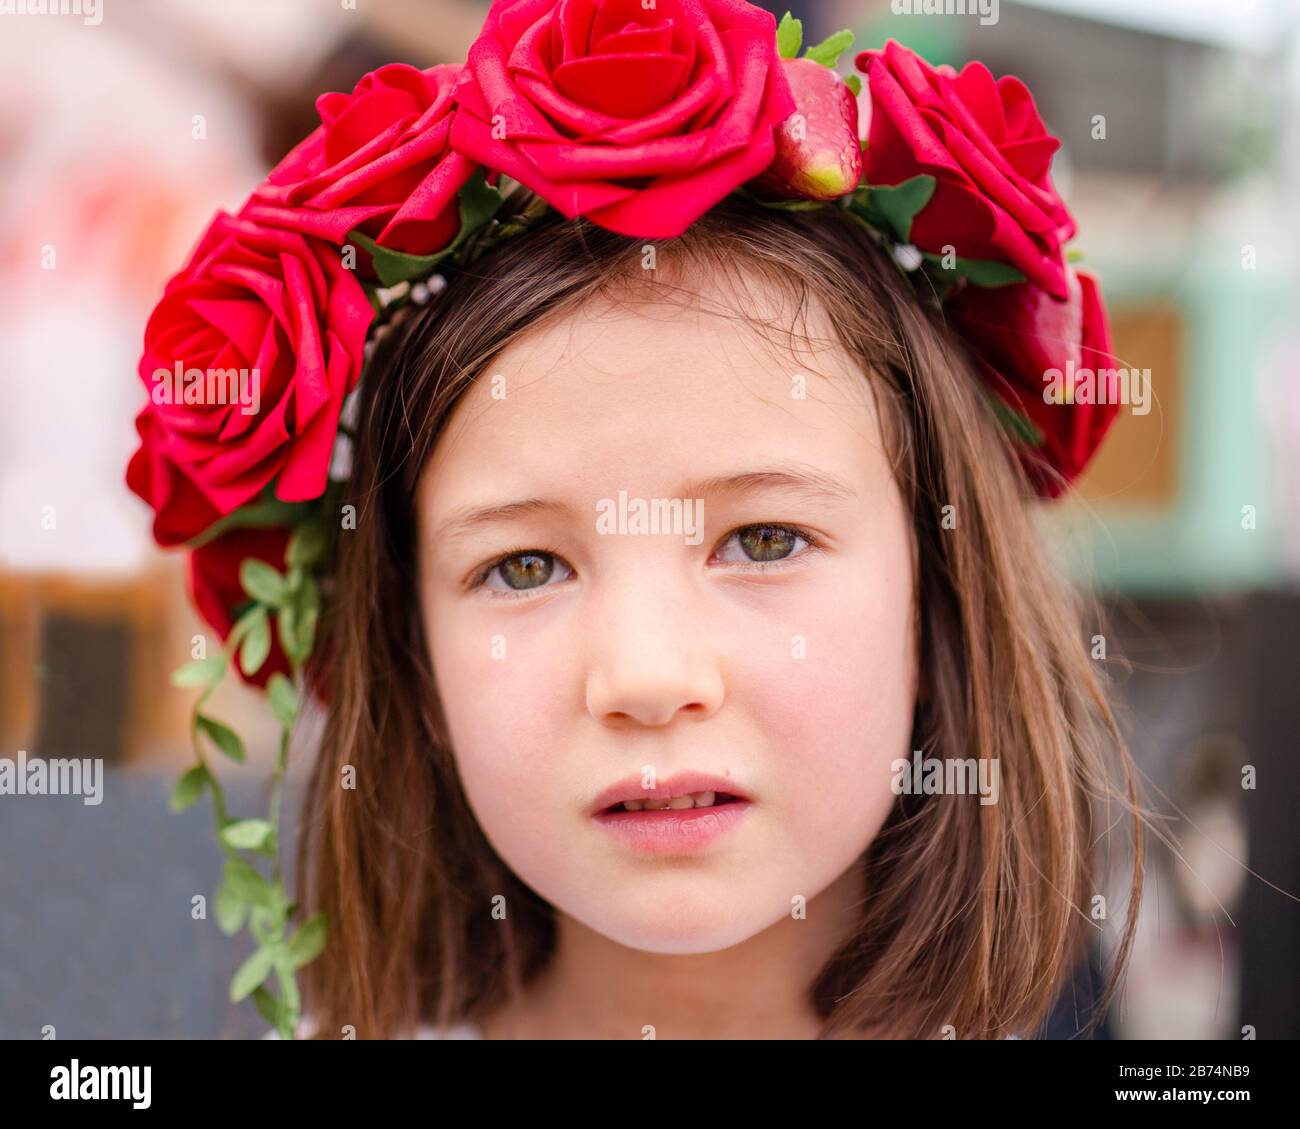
[468,523,825,601]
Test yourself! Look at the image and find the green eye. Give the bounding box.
[483,550,572,593]
[742,525,798,562]
[472,522,820,600]
[715,524,811,565]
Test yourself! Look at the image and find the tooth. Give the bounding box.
[669,794,694,809]
[692,791,715,807]
[643,798,672,810]
[623,800,644,811]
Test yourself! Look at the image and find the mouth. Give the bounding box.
[588,772,754,855]
[599,790,746,815]
[588,772,753,818]
[592,793,754,856]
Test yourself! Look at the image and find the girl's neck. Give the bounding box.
[479,863,866,1040]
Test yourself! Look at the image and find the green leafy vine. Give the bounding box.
[168,520,330,1040]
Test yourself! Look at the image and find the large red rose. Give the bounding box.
[947,268,1119,496]
[246,63,479,261]
[449,0,797,237]
[127,212,372,547]
[188,526,292,690]
[856,40,1075,300]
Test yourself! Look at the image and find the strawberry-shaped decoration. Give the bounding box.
[754,13,862,200]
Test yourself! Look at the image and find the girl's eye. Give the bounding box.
[472,523,819,599]
[478,550,573,595]
[713,524,817,566]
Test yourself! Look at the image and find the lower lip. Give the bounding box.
[592,799,753,856]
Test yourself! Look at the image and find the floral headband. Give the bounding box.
[126,1,1118,1038]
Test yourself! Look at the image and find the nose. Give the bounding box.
[584,575,725,729]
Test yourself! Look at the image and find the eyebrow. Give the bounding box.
[434,464,857,544]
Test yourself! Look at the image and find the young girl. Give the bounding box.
[128,3,1143,1040]
[293,185,1144,1042]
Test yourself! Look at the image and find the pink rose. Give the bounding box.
[126,212,372,547]
[856,39,1075,300]
[947,268,1119,496]
[247,63,479,261]
[450,0,797,237]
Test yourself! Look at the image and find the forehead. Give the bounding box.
[419,271,890,509]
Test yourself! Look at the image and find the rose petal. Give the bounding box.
[553,52,690,118]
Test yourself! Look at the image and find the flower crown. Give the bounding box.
[127,1,1118,1038]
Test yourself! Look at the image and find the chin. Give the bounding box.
[570,895,779,955]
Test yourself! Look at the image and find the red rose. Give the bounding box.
[189,526,292,689]
[126,212,372,547]
[246,63,479,260]
[947,268,1119,496]
[856,40,1075,300]
[450,0,797,237]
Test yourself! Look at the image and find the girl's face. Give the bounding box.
[416,271,918,955]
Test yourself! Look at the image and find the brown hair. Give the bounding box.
[295,187,1144,1039]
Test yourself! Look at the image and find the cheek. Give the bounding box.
[732,554,917,855]
[425,605,579,865]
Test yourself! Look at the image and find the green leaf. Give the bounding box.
[275,963,302,1029]
[286,523,327,569]
[849,175,936,243]
[240,608,272,677]
[348,167,504,287]
[227,604,263,652]
[347,232,431,287]
[221,818,275,852]
[803,28,854,69]
[733,186,827,213]
[250,897,292,938]
[988,396,1046,447]
[168,765,209,813]
[844,73,862,97]
[214,875,248,935]
[251,985,281,1028]
[196,714,246,763]
[456,166,507,238]
[299,575,322,619]
[921,252,1028,287]
[267,674,299,730]
[278,603,301,666]
[284,913,328,971]
[224,858,279,908]
[292,574,321,663]
[240,559,288,607]
[776,11,802,59]
[296,607,319,664]
[171,655,226,689]
[230,945,276,1002]
[1067,248,1085,264]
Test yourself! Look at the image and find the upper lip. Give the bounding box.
[589,772,751,816]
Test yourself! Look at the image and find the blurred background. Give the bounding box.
[0,0,1296,1039]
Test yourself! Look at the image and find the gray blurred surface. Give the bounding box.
[0,768,306,1039]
